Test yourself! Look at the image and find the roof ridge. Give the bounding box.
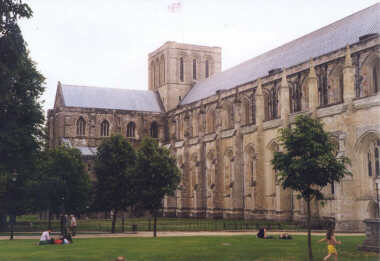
[61,83,154,93]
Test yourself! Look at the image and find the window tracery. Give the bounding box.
[76,117,86,136]
[126,122,136,137]
[100,120,109,137]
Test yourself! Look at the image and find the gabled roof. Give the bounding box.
[59,84,163,113]
[181,3,380,105]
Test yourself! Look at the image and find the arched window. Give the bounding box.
[160,56,165,86]
[150,121,158,138]
[368,139,380,177]
[206,109,215,133]
[266,83,279,121]
[76,117,86,136]
[193,59,197,80]
[224,150,234,193]
[100,120,109,137]
[318,64,328,106]
[251,93,256,125]
[205,60,209,78]
[290,74,303,113]
[126,122,136,137]
[244,93,256,125]
[373,59,379,94]
[180,57,184,82]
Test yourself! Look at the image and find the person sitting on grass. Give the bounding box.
[279,231,292,240]
[61,231,73,244]
[257,227,266,238]
[318,229,341,261]
[39,229,54,245]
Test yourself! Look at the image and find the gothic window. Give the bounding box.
[357,54,379,98]
[206,109,215,133]
[224,150,233,192]
[126,122,136,137]
[193,59,197,80]
[318,64,328,106]
[328,64,344,104]
[180,57,184,82]
[205,60,209,78]
[160,55,165,85]
[290,74,305,113]
[155,60,159,89]
[150,121,158,138]
[100,120,109,137]
[243,93,256,125]
[251,93,256,124]
[265,83,279,121]
[76,117,86,136]
[246,146,256,187]
[368,151,373,176]
[368,139,380,177]
[372,59,380,94]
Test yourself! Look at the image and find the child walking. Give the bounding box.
[318,229,341,261]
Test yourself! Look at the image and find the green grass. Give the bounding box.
[0,235,378,261]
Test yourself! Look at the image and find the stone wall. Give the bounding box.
[164,37,380,231]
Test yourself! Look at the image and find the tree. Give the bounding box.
[0,0,44,231]
[135,137,180,237]
[37,146,91,229]
[94,135,136,233]
[271,115,350,261]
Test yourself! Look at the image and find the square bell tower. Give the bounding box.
[148,41,221,111]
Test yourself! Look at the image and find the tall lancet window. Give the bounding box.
[76,117,86,136]
[205,60,209,78]
[100,120,109,137]
[193,59,197,80]
[180,57,184,82]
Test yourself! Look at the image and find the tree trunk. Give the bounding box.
[153,214,157,238]
[48,209,52,230]
[306,199,313,261]
[111,210,118,234]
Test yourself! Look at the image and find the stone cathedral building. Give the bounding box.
[48,4,380,231]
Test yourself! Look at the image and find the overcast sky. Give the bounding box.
[19,0,379,113]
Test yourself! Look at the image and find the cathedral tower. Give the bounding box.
[148,41,221,111]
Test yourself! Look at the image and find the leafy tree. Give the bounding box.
[271,115,350,261]
[0,0,44,230]
[94,135,136,233]
[36,146,91,229]
[135,137,180,237]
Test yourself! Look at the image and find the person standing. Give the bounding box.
[319,229,341,261]
[70,214,77,236]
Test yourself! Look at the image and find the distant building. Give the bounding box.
[48,4,380,231]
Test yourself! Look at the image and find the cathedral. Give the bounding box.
[47,4,380,231]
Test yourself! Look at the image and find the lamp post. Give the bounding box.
[9,170,17,240]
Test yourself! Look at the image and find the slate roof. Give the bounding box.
[60,84,163,112]
[181,3,380,105]
[75,146,97,157]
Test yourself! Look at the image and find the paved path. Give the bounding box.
[0,231,365,240]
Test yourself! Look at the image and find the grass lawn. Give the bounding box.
[1,235,378,261]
